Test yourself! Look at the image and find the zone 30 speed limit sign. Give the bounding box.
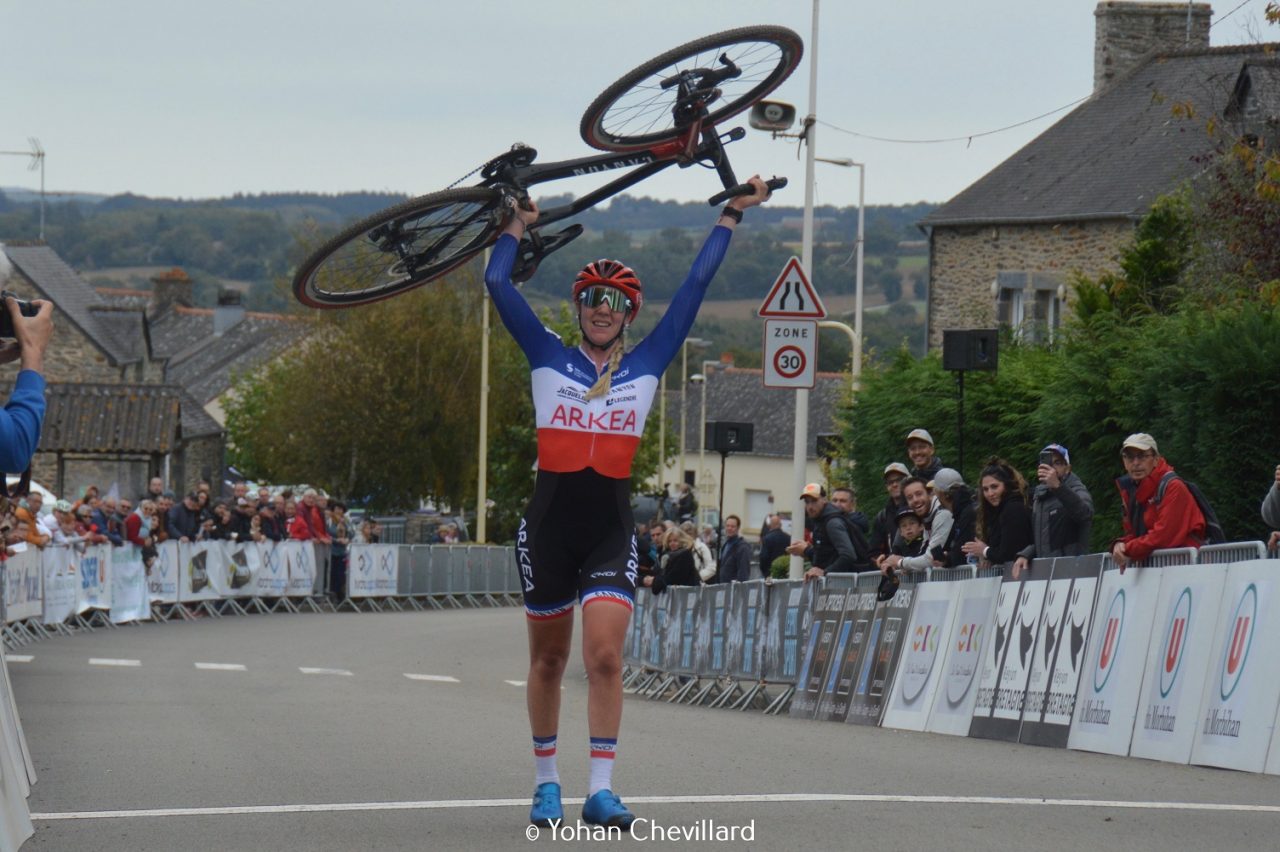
[763,319,818,388]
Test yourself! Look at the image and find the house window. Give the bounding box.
[994,271,1064,343]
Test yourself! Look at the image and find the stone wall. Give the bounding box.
[1,273,124,385]
[927,219,1134,350]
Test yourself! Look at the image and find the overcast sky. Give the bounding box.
[2,1,1273,209]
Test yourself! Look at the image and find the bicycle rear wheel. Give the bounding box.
[580,25,803,153]
[293,187,504,309]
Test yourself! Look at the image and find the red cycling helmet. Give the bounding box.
[572,259,642,321]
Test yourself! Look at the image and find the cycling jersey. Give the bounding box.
[486,225,733,617]
[485,226,732,479]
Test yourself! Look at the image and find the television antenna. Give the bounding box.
[0,138,46,240]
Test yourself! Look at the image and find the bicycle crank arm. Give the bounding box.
[707,176,788,207]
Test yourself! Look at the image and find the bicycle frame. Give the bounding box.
[479,123,746,233]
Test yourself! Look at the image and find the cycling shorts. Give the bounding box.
[516,468,638,620]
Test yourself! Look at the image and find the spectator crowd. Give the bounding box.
[635,429,1280,595]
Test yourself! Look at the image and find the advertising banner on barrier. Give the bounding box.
[109,545,151,623]
[279,541,318,597]
[927,576,1001,736]
[692,585,730,677]
[643,590,670,670]
[883,580,961,731]
[41,547,78,625]
[0,658,33,849]
[847,584,917,726]
[200,541,252,598]
[790,587,850,719]
[1127,563,1228,763]
[816,585,879,723]
[1020,556,1102,748]
[1189,561,1280,773]
[1067,563,1163,756]
[762,581,817,685]
[627,588,650,666]
[77,544,110,613]
[3,548,41,624]
[725,581,767,680]
[349,544,399,598]
[248,542,289,598]
[180,542,220,602]
[148,541,180,604]
[662,586,700,675]
[970,567,1048,741]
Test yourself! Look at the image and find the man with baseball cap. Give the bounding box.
[905,429,943,481]
[870,462,910,559]
[1112,433,1205,571]
[786,483,872,580]
[1012,443,1094,578]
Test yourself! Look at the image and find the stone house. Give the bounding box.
[0,245,303,500]
[921,2,1280,349]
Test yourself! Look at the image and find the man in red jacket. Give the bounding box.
[1111,433,1206,572]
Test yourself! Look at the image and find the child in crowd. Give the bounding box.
[892,505,928,560]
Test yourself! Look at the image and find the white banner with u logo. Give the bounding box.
[1067,565,1163,756]
[348,544,398,598]
[1128,563,1227,764]
[1189,561,1280,773]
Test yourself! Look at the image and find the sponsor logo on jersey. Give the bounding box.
[549,404,638,433]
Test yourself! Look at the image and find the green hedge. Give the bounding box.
[841,302,1280,550]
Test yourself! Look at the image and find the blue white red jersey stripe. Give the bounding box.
[525,598,575,620]
[581,588,634,611]
[486,227,732,479]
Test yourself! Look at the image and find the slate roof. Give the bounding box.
[88,306,148,363]
[38,383,181,454]
[179,389,224,439]
[3,245,140,365]
[150,306,306,404]
[675,366,849,458]
[921,44,1280,228]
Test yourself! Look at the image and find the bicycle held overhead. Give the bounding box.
[292,25,803,309]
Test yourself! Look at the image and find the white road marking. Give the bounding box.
[504,680,526,687]
[4,655,33,663]
[29,792,1280,822]
[403,674,459,683]
[88,658,141,667]
[194,663,246,672]
[298,667,352,676]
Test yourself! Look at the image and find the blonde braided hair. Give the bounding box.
[583,327,626,401]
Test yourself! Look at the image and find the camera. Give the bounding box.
[1039,450,1055,467]
[0,291,37,339]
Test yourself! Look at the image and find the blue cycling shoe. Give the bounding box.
[530,782,563,827]
[581,789,635,829]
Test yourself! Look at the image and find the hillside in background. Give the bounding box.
[0,188,935,359]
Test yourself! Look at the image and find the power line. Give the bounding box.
[1210,0,1260,29]
[816,95,1089,146]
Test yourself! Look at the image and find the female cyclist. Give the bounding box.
[485,176,771,829]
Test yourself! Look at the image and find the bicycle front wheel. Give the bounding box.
[293,187,504,309]
[580,25,803,153]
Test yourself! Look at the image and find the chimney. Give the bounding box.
[1094,2,1212,93]
[150,267,192,314]
[213,288,246,336]
[720,352,735,367]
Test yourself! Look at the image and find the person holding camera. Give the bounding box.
[1011,444,1094,578]
[0,279,55,473]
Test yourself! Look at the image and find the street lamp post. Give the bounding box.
[692,358,720,525]
[675,337,710,495]
[815,156,866,382]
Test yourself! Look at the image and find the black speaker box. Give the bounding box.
[705,421,753,454]
[942,329,999,372]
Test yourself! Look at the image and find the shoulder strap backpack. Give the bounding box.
[1154,472,1227,545]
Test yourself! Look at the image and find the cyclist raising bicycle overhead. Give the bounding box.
[486,175,771,830]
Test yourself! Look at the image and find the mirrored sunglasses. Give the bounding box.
[577,286,632,313]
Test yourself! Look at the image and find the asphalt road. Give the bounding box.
[9,607,1280,851]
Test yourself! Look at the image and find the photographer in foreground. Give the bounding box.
[0,257,55,473]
